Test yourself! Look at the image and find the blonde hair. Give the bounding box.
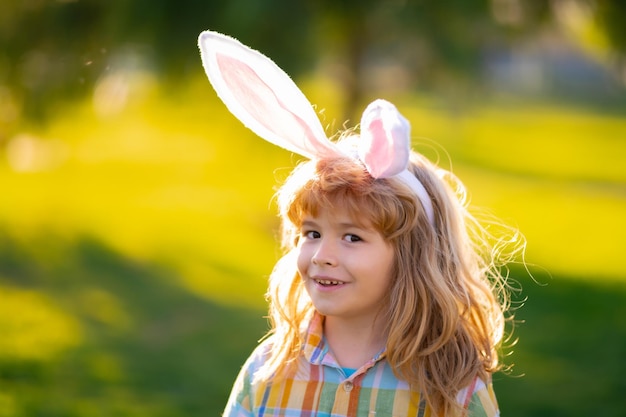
[257,149,522,415]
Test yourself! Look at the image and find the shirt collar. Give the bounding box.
[302,312,387,369]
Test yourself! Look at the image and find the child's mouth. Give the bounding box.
[315,279,342,287]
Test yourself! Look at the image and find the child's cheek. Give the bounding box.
[295,245,310,278]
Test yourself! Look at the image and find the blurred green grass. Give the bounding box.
[0,74,625,416]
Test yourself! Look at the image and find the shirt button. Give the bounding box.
[344,381,354,392]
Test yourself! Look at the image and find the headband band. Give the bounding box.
[198,30,435,225]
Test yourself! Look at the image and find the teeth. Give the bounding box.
[316,279,341,285]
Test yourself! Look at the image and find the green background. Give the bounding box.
[1,1,625,416]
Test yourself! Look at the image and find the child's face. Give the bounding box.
[296,206,395,324]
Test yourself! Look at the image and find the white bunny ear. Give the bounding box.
[359,99,435,224]
[358,99,411,178]
[198,30,338,159]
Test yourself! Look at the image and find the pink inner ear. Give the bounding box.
[363,118,394,177]
[217,54,322,155]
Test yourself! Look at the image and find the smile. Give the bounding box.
[314,279,344,286]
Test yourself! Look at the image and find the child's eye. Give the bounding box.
[303,230,320,239]
[343,234,362,243]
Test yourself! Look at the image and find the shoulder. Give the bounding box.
[223,338,276,417]
[457,377,500,417]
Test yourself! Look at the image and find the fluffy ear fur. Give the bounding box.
[198,30,338,159]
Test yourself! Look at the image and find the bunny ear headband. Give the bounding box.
[198,30,434,225]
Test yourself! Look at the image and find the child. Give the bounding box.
[198,30,522,417]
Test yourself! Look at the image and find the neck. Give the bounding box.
[323,314,387,369]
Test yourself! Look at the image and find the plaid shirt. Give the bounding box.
[224,313,500,417]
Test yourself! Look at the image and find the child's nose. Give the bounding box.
[311,239,337,266]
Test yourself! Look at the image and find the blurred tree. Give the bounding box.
[0,0,314,139]
[0,0,624,136]
[594,0,626,68]
[306,0,525,119]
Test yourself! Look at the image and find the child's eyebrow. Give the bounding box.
[338,221,366,230]
[300,220,319,228]
[301,217,373,232]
